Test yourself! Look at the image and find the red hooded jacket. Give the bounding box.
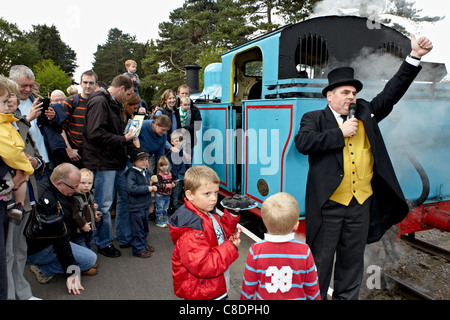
[169,199,240,300]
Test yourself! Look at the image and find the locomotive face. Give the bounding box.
[327,85,358,116]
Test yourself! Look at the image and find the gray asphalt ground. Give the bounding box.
[24,212,257,301]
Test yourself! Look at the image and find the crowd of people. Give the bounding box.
[0,59,204,298]
[0,33,432,301]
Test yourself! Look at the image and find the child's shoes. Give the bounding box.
[8,203,24,221]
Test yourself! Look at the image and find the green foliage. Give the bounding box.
[92,28,147,85]
[27,24,78,77]
[0,18,41,75]
[197,46,227,89]
[34,59,72,96]
[387,0,443,22]
[140,0,258,102]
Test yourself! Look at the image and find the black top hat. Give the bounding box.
[322,67,363,97]
[130,147,150,163]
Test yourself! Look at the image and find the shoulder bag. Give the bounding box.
[25,201,67,239]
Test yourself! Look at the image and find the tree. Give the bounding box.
[241,0,321,31]
[141,0,257,102]
[92,28,146,84]
[27,24,78,77]
[0,18,41,75]
[387,0,443,22]
[34,59,73,96]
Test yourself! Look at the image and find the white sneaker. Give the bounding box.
[156,223,168,228]
[28,296,43,300]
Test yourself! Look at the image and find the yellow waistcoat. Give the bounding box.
[330,120,374,206]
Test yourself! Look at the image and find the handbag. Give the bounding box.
[25,201,67,239]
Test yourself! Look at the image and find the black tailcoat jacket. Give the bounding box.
[295,61,421,245]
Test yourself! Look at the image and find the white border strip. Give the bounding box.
[216,208,262,243]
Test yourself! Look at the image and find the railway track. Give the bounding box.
[219,198,449,300]
[383,273,436,300]
[401,233,450,262]
[364,230,450,300]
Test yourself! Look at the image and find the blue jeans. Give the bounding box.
[71,233,94,251]
[155,195,170,225]
[27,242,97,277]
[129,209,149,255]
[114,163,132,245]
[92,168,126,249]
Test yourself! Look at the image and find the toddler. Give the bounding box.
[126,147,158,258]
[123,59,140,96]
[168,131,190,213]
[154,156,175,227]
[70,168,101,250]
[240,192,320,300]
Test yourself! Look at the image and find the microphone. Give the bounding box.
[348,103,357,119]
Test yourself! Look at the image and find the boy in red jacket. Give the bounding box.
[169,165,241,300]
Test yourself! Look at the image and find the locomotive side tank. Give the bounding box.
[190,16,449,236]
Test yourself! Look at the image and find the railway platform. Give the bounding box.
[24,210,258,301]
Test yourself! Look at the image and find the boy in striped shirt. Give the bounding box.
[240,192,320,300]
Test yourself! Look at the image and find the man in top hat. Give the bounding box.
[295,34,433,300]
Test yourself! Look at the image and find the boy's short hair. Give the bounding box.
[261,192,299,235]
[80,168,94,179]
[125,60,137,67]
[180,96,191,105]
[184,165,220,195]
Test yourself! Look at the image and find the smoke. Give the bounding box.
[311,0,427,36]
[350,48,402,80]
[312,0,390,18]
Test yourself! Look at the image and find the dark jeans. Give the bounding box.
[129,209,149,255]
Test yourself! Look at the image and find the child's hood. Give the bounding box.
[169,202,204,244]
[168,199,220,245]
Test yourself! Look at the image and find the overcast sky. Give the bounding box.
[2,0,448,82]
[2,0,185,81]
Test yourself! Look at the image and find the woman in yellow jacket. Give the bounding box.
[0,77,34,220]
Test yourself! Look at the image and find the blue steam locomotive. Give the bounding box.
[188,15,450,237]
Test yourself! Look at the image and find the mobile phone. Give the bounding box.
[41,97,50,112]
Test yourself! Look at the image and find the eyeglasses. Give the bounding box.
[61,181,78,190]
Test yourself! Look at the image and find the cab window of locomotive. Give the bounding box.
[244,61,263,77]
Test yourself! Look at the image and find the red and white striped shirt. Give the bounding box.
[240,233,320,300]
